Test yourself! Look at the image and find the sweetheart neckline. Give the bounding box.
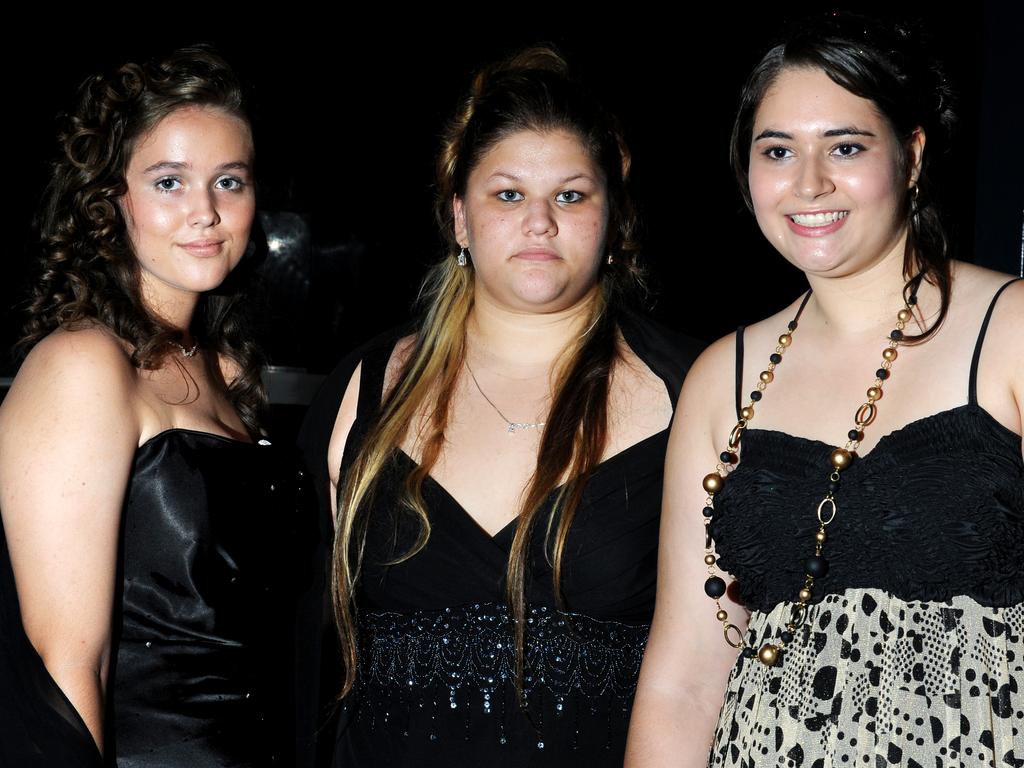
[741,402,1021,463]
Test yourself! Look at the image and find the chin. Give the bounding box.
[777,244,852,275]
[190,264,238,290]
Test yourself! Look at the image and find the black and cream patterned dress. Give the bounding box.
[708,280,1023,768]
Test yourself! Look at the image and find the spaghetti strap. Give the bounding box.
[968,278,1021,405]
[735,326,746,421]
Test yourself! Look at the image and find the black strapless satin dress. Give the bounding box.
[1,429,319,768]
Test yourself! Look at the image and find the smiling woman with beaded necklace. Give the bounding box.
[626,14,1023,768]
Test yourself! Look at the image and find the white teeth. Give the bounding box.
[790,211,848,226]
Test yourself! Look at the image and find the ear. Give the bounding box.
[453,194,468,249]
[906,127,926,188]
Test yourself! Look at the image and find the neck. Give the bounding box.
[140,275,199,338]
[467,290,599,373]
[803,238,926,337]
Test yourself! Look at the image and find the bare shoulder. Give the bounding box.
[951,261,1023,307]
[669,330,739,456]
[1,325,137,433]
[951,262,1023,434]
[327,333,417,495]
[327,360,363,480]
[682,331,736,391]
[0,325,138,710]
[731,293,810,361]
[382,333,417,398]
[19,324,133,376]
[950,262,1022,353]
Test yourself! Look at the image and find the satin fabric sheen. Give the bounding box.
[1,428,318,767]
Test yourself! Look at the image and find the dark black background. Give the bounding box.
[5,7,1022,381]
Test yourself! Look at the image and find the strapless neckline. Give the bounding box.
[740,402,1021,466]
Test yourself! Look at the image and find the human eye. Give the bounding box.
[831,142,866,158]
[215,175,246,192]
[154,176,183,192]
[762,146,793,161]
[556,190,584,204]
[497,189,524,202]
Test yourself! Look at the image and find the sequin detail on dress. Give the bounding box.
[355,602,648,749]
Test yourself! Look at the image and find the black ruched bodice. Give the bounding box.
[711,404,1024,612]
[110,429,315,767]
[707,280,1023,768]
[298,312,701,768]
[711,279,1024,613]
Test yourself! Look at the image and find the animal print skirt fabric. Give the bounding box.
[708,590,1023,767]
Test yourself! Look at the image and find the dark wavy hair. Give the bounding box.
[730,13,958,341]
[334,46,644,695]
[21,45,265,434]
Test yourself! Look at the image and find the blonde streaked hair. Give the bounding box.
[333,45,644,696]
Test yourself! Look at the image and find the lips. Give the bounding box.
[178,239,225,257]
[513,248,559,261]
[785,210,849,237]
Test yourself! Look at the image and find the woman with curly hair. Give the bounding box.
[299,46,701,766]
[0,48,312,766]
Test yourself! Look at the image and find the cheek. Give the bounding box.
[748,172,784,239]
[748,170,780,227]
[574,206,610,253]
[126,196,179,243]
[747,164,787,211]
[844,164,901,209]
[469,212,511,248]
[226,197,257,234]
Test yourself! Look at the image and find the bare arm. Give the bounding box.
[326,363,362,520]
[992,281,1023,456]
[0,328,140,753]
[626,338,747,767]
[970,278,1024,457]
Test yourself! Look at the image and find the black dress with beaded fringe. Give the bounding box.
[299,312,700,767]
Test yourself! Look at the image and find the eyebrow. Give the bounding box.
[754,127,877,141]
[141,160,252,174]
[487,171,596,184]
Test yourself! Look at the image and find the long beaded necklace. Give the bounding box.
[701,283,919,666]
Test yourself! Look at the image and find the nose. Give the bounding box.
[522,198,557,237]
[794,155,835,201]
[188,188,220,228]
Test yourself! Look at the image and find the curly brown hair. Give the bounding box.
[21,45,265,434]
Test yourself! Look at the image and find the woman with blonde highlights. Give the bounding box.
[0,48,315,766]
[299,47,700,765]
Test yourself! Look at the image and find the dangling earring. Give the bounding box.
[606,252,614,266]
[457,248,469,267]
[910,184,921,233]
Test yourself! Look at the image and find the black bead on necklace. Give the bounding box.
[700,282,920,666]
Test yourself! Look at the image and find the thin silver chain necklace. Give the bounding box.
[464,359,547,434]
